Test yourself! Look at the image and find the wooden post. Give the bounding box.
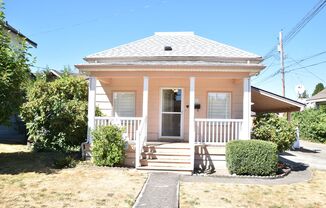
[87,77,96,143]
[242,77,251,140]
[189,77,195,170]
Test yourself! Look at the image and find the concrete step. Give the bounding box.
[140,159,191,168]
[137,166,193,175]
[142,152,191,160]
[141,159,191,164]
[144,146,191,154]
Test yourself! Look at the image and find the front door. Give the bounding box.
[160,88,183,138]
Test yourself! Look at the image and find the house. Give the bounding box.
[76,32,303,173]
[306,89,326,109]
[0,22,37,144]
[4,21,37,48]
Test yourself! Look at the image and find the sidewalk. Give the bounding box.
[133,173,179,208]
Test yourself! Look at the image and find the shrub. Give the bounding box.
[92,125,126,166]
[292,108,326,143]
[251,113,296,152]
[53,155,78,169]
[226,140,278,176]
[20,73,88,152]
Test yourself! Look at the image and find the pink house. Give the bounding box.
[76,32,266,173]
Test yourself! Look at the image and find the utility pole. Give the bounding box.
[278,31,285,96]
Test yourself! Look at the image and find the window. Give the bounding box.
[113,92,135,117]
[207,92,231,119]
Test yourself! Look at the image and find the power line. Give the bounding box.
[284,50,326,69]
[287,56,326,84]
[285,60,326,73]
[264,0,326,60]
[252,56,278,81]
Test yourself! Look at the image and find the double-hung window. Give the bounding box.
[113,92,135,117]
[207,92,231,119]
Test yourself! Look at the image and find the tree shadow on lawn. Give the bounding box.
[0,151,74,175]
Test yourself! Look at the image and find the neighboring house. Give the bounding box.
[76,32,303,173]
[4,21,37,48]
[306,89,326,109]
[0,22,37,144]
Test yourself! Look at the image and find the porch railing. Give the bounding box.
[94,117,142,141]
[195,119,243,144]
[135,116,147,168]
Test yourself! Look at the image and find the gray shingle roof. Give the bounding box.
[85,32,261,60]
[307,89,326,101]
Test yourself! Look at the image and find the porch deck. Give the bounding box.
[93,116,239,173]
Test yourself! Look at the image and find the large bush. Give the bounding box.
[20,74,88,152]
[292,109,326,143]
[251,113,296,152]
[0,4,32,124]
[226,140,278,176]
[92,125,126,166]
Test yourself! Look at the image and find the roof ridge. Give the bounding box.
[86,35,155,58]
[193,34,261,58]
[154,32,194,36]
[85,32,262,60]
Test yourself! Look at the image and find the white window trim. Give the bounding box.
[207,92,232,119]
[112,91,136,117]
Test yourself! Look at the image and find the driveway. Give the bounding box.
[280,140,326,170]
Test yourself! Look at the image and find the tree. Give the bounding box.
[251,113,296,152]
[20,73,88,152]
[312,83,325,96]
[0,3,32,124]
[299,90,309,98]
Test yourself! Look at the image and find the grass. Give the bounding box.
[180,170,326,208]
[0,143,146,208]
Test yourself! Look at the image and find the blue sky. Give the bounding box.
[4,0,326,99]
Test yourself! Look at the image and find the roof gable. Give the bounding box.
[85,32,261,61]
[307,89,326,101]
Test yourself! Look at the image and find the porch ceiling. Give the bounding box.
[251,86,305,113]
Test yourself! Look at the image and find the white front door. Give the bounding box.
[160,88,183,138]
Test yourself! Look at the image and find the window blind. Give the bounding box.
[113,92,135,117]
[207,92,231,119]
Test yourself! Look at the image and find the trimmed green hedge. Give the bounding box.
[226,140,278,176]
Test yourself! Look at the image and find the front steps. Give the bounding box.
[137,143,193,174]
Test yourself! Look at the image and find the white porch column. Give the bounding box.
[142,76,149,140]
[87,77,96,143]
[242,77,251,139]
[136,76,149,168]
[189,77,195,170]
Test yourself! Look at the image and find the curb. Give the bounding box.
[193,168,291,180]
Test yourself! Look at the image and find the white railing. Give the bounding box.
[135,116,147,168]
[195,119,243,144]
[95,117,142,141]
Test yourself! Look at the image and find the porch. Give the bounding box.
[87,74,251,172]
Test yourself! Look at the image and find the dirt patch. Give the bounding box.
[0,144,147,208]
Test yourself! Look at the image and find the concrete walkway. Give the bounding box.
[133,173,179,208]
[280,140,326,170]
